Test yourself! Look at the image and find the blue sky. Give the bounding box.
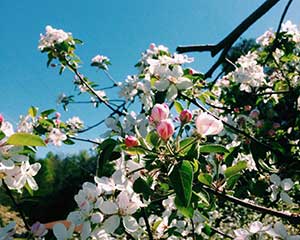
[1,0,300,157]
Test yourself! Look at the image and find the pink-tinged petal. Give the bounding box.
[156,119,174,141]
[280,178,293,191]
[195,113,223,136]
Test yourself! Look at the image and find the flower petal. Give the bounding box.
[103,215,120,233]
[123,216,139,233]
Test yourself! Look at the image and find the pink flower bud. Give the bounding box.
[55,112,61,119]
[149,43,156,50]
[150,103,169,124]
[244,105,252,111]
[179,110,193,124]
[250,109,260,119]
[0,114,4,124]
[195,112,223,136]
[125,135,139,148]
[157,119,174,141]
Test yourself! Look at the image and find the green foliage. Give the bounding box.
[7,133,46,147]
[169,160,193,207]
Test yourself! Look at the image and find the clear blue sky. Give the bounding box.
[1,0,300,157]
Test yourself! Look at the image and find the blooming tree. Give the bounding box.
[1,2,300,240]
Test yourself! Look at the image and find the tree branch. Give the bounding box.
[202,185,300,224]
[177,0,280,78]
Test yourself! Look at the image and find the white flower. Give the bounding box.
[256,30,275,46]
[234,221,271,240]
[17,115,34,133]
[91,55,110,70]
[38,25,72,50]
[48,128,67,147]
[281,20,300,43]
[231,52,266,93]
[269,174,294,204]
[4,161,41,191]
[100,190,142,233]
[266,222,300,240]
[154,65,193,101]
[66,116,84,132]
[53,223,75,240]
[95,170,127,194]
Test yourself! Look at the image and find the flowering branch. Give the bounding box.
[65,59,125,116]
[202,185,300,224]
[180,93,284,159]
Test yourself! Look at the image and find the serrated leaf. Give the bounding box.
[200,144,229,153]
[224,161,247,178]
[7,133,46,146]
[174,101,184,114]
[169,160,193,207]
[198,173,213,186]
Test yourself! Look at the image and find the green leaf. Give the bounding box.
[178,137,198,157]
[63,138,75,145]
[133,177,152,200]
[224,146,240,166]
[224,161,247,178]
[7,133,46,146]
[198,173,213,186]
[97,139,118,177]
[146,131,159,147]
[0,131,5,141]
[28,106,38,117]
[174,196,194,218]
[200,144,229,153]
[125,146,146,155]
[174,101,184,114]
[226,174,241,189]
[169,160,193,207]
[193,191,210,206]
[40,109,56,117]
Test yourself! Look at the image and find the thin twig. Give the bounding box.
[211,226,234,239]
[140,197,154,240]
[70,136,101,145]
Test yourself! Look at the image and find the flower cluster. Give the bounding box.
[38,25,72,51]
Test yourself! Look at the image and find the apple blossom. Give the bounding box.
[195,112,223,136]
[47,128,67,146]
[38,25,72,50]
[149,103,169,124]
[156,119,175,141]
[179,109,193,124]
[124,135,139,148]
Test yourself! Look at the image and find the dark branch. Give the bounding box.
[202,185,300,224]
[177,0,280,78]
